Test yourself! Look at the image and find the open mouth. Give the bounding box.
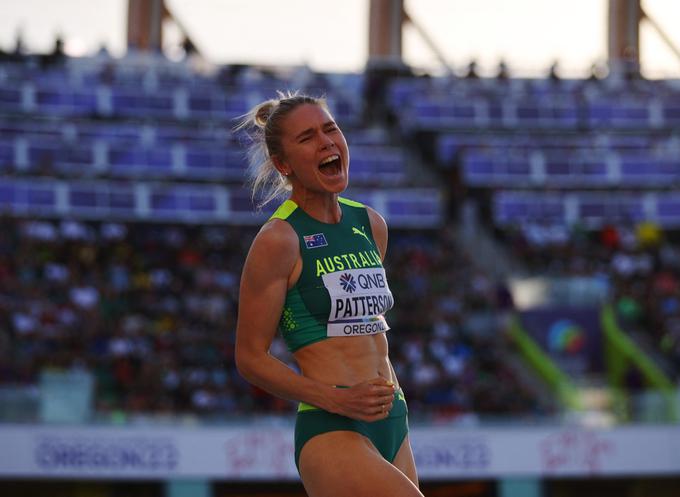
[318,154,342,176]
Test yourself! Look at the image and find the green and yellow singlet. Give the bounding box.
[271,197,395,353]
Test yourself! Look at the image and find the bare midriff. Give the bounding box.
[293,333,398,388]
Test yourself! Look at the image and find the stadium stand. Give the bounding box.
[0,217,554,420]
[384,71,680,394]
[2,49,679,428]
[0,53,555,425]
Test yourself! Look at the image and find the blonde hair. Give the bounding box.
[236,91,329,209]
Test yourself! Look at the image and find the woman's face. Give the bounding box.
[275,103,350,196]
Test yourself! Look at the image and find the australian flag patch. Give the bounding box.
[303,233,328,249]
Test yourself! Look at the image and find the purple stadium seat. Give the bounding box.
[0,85,23,112]
[586,99,651,129]
[662,105,680,127]
[494,193,565,225]
[148,186,218,220]
[185,148,244,180]
[462,150,531,186]
[349,146,406,185]
[111,90,174,118]
[0,139,14,171]
[656,196,680,227]
[619,156,680,186]
[578,195,645,224]
[107,146,173,177]
[35,88,97,116]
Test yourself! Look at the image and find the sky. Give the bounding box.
[0,0,679,78]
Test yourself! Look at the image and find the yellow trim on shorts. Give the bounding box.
[298,401,319,412]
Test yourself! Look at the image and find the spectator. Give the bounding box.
[0,218,549,420]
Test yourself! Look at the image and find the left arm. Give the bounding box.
[366,206,388,260]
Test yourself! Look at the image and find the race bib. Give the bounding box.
[321,267,394,337]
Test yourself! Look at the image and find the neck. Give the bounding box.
[290,191,342,224]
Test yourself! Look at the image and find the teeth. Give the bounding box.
[319,155,339,166]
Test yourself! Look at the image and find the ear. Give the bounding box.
[272,155,292,177]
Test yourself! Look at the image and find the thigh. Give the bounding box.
[298,430,424,497]
[392,434,419,488]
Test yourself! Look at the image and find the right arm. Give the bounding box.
[234,220,394,420]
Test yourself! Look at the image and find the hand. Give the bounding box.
[326,377,396,422]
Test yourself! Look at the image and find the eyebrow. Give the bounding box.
[294,120,336,141]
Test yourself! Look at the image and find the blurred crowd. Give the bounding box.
[505,219,680,377]
[2,47,677,429]
[0,217,247,418]
[0,216,551,421]
[383,227,549,419]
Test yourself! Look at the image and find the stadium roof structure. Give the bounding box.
[126,0,680,77]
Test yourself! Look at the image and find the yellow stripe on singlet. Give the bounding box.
[269,199,298,221]
[338,197,365,208]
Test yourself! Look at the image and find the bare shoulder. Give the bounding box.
[245,218,299,274]
[365,206,388,260]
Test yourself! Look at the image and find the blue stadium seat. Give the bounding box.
[111,90,175,118]
[619,156,680,186]
[662,104,680,127]
[148,186,219,221]
[0,139,14,172]
[578,195,645,224]
[185,148,244,180]
[35,88,97,116]
[219,95,252,120]
[349,146,406,185]
[28,141,94,174]
[656,195,680,227]
[107,146,173,177]
[0,85,23,113]
[586,98,651,129]
[494,193,565,225]
[462,150,531,186]
[542,152,610,186]
[76,123,143,143]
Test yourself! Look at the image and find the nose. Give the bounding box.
[320,134,335,150]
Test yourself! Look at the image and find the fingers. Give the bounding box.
[368,391,395,418]
[367,376,395,388]
[369,392,395,408]
[354,407,388,422]
[365,377,396,396]
[364,401,393,421]
[362,376,396,407]
[336,377,398,421]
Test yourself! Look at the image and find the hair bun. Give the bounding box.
[254,101,277,128]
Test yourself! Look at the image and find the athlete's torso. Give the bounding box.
[271,197,395,354]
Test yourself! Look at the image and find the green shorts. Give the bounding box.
[294,389,409,472]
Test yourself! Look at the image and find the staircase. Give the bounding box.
[456,199,525,281]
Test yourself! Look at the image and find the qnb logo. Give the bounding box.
[339,273,357,293]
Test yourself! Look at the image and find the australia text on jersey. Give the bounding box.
[315,250,382,277]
